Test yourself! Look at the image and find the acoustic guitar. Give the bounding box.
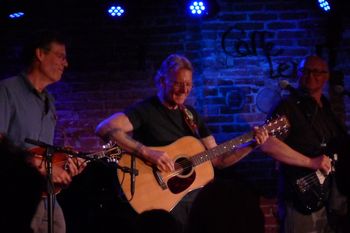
[117,115,290,213]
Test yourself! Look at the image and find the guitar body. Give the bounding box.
[29,147,69,196]
[117,136,214,213]
[29,145,122,196]
[284,166,331,214]
[117,115,289,213]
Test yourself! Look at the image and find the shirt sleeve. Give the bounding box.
[124,102,144,131]
[0,85,13,135]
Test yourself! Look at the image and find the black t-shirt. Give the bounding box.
[124,96,211,147]
[269,90,347,203]
[271,92,343,158]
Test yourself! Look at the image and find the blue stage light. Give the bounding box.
[9,12,25,19]
[318,0,331,12]
[189,1,207,15]
[108,5,125,17]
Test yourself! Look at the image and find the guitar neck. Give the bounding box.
[189,114,290,167]
[83,147,120,160]
[84,151,104,160]
[191,131,254,166]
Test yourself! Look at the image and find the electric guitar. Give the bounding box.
[29,143,122,196]
[117,115,290,213]
[286,153,337,214]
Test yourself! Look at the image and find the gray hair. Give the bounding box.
[154,54,193,88]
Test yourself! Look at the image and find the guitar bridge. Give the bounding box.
[153,168,167,190]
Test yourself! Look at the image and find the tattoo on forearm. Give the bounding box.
[107,128,144,155]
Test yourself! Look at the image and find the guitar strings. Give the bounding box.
[140,117,290,180]
[300,172,324,184]
[297,173,323,189]
[163,159,194,179]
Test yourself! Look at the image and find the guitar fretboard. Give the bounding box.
[189,115,289,167]
[191,132,254,166]
[83,146,122,160]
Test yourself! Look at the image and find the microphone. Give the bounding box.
[24,138,90,159]
[333,85,350,97]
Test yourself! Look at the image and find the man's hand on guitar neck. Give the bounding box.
[253,126,269,145]
[30,157,72,185]
[32,157,87,185]
[29,146,88,186]
[53,156,87,185]
[309,155,332,175]
[63,147,88,176]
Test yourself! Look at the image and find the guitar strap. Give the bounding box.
[178,104,201,139]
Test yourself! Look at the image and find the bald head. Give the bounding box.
[297,55,329,95]
[298,55,329,73]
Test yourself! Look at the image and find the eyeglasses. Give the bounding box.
[298,68,328,77]
[168,81,193,89]
[46,50,67,62]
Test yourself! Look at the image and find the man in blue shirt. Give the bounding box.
[0,30,85,233]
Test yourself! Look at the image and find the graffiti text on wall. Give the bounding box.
[221,26,297,79]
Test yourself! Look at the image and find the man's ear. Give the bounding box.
[35,48,46,62]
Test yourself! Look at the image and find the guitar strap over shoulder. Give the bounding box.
[178,105,201,139]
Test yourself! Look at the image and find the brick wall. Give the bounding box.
[1,0,350,232]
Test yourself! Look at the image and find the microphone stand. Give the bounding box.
[115,162,139,177]
[113,156,138,198]
[131,154,136,196]
[25,138,78,233]
[45,146,54,233]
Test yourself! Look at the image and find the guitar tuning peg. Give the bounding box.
[103,140,115,149]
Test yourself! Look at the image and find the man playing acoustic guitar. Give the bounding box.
[96,54,333,232]
[96,54,271,231]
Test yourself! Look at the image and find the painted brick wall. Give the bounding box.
[1,0,350,232]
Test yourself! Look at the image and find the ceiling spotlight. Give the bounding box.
[107,5,125,17]
[187,0,219,18]
[318,0,331,12]
[9,12,25,19]
[189,1,206,15]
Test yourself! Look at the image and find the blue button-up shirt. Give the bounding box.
[0,73,57,148]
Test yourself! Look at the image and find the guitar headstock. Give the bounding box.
[263,115,290,137]
[101,141,123,162]
[85,141,123,162]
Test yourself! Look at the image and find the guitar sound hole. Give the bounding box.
[168,156,196,194]
[175,157,193,176]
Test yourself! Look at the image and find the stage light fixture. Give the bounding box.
[107,5,125,17]
[8,12,25,19]
[318,0,331,12]
[189,1,207,15]
[187,0,219,18]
